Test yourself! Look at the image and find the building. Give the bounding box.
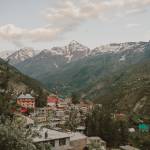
[34,107,49,116]
[33,128,72,150]
[75,126,86,134]
[78,101,93,114]
[50,118,64,128]
[34,116,47,124]
[69,132,87,150]
[17,93,35,109]
[55,110,65,118]
[47,95,61,107]
[138,123,149,132]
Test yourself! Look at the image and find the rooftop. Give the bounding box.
[32,127,87,143]
[76,126,86,130]
[33,128,70,143]
[18,93,34,99]
[47,96,62,103]
[68,132,87,141]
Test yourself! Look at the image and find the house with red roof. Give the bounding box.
[47,95,61,107]
[17,93,35,109]
[47,95,68,111]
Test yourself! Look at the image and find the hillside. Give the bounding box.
[0,58,49,106]
[39,42,150,114]
[11,41,147,83]
[11,41,90,79]
[4,41,150,114]
[41,42,149,93]
[7,48,40,65]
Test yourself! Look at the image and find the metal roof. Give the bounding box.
[18,94,34,99]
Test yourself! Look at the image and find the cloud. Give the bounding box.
[43,0,109,28]
[0,24,62,46]
[43,0,150,32]
[0,0,150,46]
[126,23,141,28]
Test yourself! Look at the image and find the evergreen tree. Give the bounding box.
[71,92,79,104]
[85,106,129,147]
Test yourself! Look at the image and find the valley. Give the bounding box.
[1,40,150,114]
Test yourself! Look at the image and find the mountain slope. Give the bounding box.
[7,48,40,65]
[0,50,14,59]
[0,58,49,106]
[41,42,149,93]
[11,41,90,79]
[6,40,150,114]
[89,59,150,115]
[39,42,150,114]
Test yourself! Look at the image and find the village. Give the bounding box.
[14,92,148,150]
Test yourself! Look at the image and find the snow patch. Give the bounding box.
[119,55,126,61]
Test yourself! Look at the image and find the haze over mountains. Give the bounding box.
[0,40,150,114]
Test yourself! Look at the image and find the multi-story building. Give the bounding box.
[17,93,35,109]
[33,128,72,150]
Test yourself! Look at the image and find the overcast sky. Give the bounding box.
[0,0,150,50]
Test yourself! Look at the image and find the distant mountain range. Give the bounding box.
[1,41,147,65]
[1,40,150,114]
[1,41,147,78]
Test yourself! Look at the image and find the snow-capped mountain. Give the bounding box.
[7,48,40,65]
[7,41,147,67]
[40,41,146,62]
[92,42,146,55]
[0,50,15,59]
[6,40,149,81]
[41,40,90,62]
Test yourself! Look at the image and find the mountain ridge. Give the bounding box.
[2,40,148,66]
[5,40,149,79]
[1,40,150,114]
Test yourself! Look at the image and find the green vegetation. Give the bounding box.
[0,58,49,107]
[85,106,129,148]
[0,60,51,150]
[64,107,80,131]
[40,43,150,115]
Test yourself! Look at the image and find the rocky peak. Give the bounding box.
[7,47,39,65]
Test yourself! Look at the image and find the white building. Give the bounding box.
[33,128,72,150]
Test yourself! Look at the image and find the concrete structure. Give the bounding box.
[33,128,72,150]
[77,101,93,114]
[47,95,61,107]
[75,126,86,134]
[34,116,47,124]
[55,110,65,118]
[35,107,48,116]
[17,93,35,109]
[69,132,87,150]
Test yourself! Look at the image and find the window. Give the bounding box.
[59,138,66,146]
[50,140,55,147]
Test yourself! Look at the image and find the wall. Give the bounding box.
[70,138,87,150]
